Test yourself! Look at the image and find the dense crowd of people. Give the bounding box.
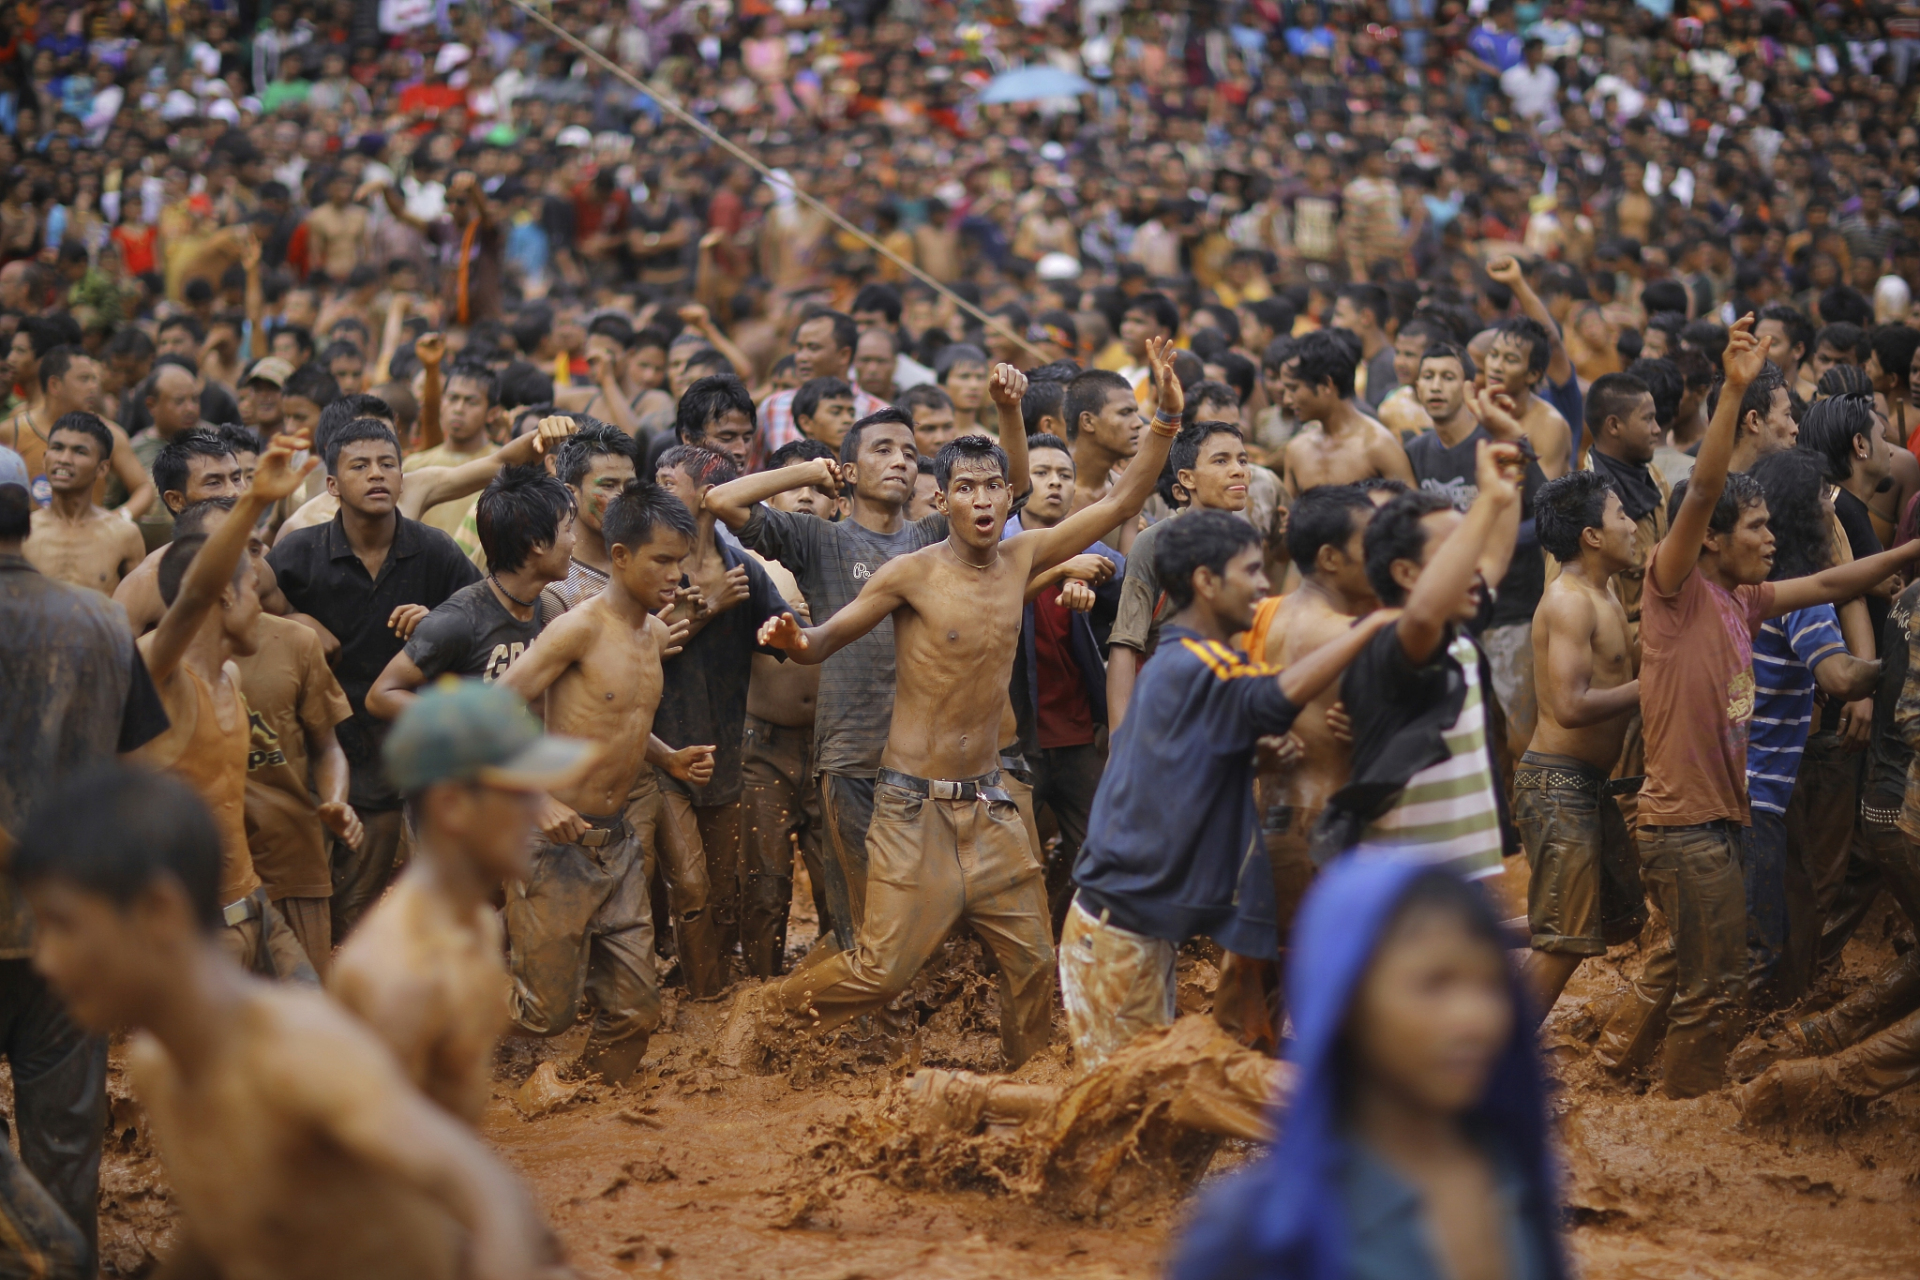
[6,0,1920,1274]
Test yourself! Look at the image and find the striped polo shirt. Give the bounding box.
[1746,604,1846,816]
[1354,631,1504,879]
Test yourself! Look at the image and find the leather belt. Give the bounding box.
[222,893,260,927]
[1515,766,1643,798]
[877,767,1012,804]
[998,751,1034,785]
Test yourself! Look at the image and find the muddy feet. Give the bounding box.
[1737,1058,1852,1129]
[1729,1024,1808,1082]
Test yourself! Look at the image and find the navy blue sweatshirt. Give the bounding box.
[1072,624,1299,951]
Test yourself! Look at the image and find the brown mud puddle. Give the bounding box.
[69,866,1920,1277]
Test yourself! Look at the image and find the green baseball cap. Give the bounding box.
[384,678,595,793]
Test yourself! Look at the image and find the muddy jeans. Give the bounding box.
[639,776,721,998]
[332,806,405,943]
[739,715,828,977]
[1795,808,1920,1055]
[1214,799,1321,1053]
[1514,753,1646,956]
[1595,820,1747,1097]
[663,792,741,995]
[768,772,1056,1067]
[272,895,332,981]
[218,888,320,985]
[507,788,663,1084]
[1059,897,1176,1074]
[0,962,105,1275]
[818,773,876,950]
[0,1129,86,1279]
[1743,810,1790,1006]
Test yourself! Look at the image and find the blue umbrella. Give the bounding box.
[975,66,1096,104]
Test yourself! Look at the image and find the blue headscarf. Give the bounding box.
[1170,854,1566,1280]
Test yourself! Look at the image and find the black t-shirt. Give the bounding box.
[402,579,547,684]
[1822,488,1886,735]
[1404,425,1547,629]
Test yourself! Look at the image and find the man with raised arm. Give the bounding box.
[743,338,1186,1068]
[702,370,1031,951]
[1595,317,1920,1097]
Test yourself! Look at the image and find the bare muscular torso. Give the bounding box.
[131,985,472,1280]
[880,539,1035,779]
[746,552,817,727]
[1283,414,1410,495]
[24,503,144,594]
[329,867,508,1126]
[1260,585,1364,812]
[1529,570,1636,770]
[530,593,670,818]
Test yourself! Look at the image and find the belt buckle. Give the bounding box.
[579,828,613,849]
[931,779,964,801]
[222,896,255,927]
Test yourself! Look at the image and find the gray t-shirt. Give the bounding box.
[1110,516,1177,658]
[737,504,947,776]
[402,579,546,684]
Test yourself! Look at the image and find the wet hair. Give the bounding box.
[1126,291,1180,336]
[323,418,401,474]
[1489,316,1551,377]
[1585,372,1652,438]
[0,484,29,539]
[1156,509,1262,610]
[283,363,338,409]
[840,405,917,465]
[1288,484,1375,575]
[603,477,695,551]
[1364,490,1457,606]
[1026,432,1071,458]
[476,466,575,574]
[1747,449,1829,580]
[1417,341,1475,382]
[934,343,988,382]
[1798,394,1878,484]
[1623,359,1680,428]
[674,375,756,447]
[897,383,953,425]
[1021,376,1067,435]
[1535,470,1614,561]
[216,424,261,459]
[157,531,249,606]
[658,443,739,489]
[1289,329,1359,399]
[172,496,236,536]
[632,325,670,355]
[444,358,499,406]
[12,763,223,932]
[1162,419,1245,508]
[1871,324,1920,384]
[1757,302,1815,362]
[48,411,112,459]
[496,362,554,411]
[153,430,235,499]
[37,344,86,391]
[315,393,393,462]
[932,435,1009,489]
[1063,369,1133,441]
[1815,364,1874,399]
[1666,470,1766,537]
[554,420,637,488]
[770,438,836,469]
[794,376,853,426]
[1734,363,1789,433]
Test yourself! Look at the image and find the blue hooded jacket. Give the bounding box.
[1171,855,1566,1280]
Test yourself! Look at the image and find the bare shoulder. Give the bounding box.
[252,983,404,1097]
[1280,596,1364,661]
[1539,575,1599,631]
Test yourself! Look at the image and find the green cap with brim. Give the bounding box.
[384,677,595,794]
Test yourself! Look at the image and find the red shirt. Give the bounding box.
[1032,584,1096,749]
[112,224,156,275]
[398,82,465,118]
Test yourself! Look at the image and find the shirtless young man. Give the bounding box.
[1517,471,1647,1020]
[1483,256,1574,478]
[13,764,555,1280]
[332,681,591,1124]
[499,480,715,1084]
[746,338,1186,1069]
[1061,369,1146,554]
[134,429,320,982]
[1279,330,1416,497]
[22,413,144,594]
[2,340,154,519]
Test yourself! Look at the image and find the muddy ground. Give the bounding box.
[79,860,1920,1278]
